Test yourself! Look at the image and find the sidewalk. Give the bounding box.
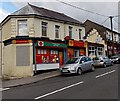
[2,70,60,88]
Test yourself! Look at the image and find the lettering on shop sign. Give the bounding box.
[12,40,32,44]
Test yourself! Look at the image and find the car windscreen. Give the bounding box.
[65,58,79,64]
[93,57,99,60]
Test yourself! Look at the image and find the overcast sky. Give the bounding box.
[0,0,119,32]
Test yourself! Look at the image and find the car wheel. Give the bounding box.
[77,68,82,75]
[91,65,95,72]
[103,63,107,68]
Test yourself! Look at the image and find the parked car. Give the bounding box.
[60,56,95,75]
[92,56,113,68]
[110,55,120,63]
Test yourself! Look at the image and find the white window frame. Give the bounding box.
[69,26,72,39]
[42,22,47,37]
[79,29,82,40]
[55,25,60,39]
[18,20,28,36]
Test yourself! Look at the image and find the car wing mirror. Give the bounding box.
[80,61,84,64]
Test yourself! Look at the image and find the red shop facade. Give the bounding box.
[34,40,67,70]
[107,41,120,56]
[67,39,86,58]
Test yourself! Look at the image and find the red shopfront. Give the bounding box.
[35,41,67,70]
[67,40,86,58]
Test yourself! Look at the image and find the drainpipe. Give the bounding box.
[33,41,37,74]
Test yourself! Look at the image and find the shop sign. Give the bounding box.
[37,41,67,48]
[12,40,32,44]
[68,40,74,46]
[74,40,84,47]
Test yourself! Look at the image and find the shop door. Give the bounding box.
[59,52,63,66]
[74,49,79,57]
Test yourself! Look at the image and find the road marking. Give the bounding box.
[0,88,10,91]
[96,70,116,78]
[35,81,84,99]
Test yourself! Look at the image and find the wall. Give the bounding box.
[34,18,85,41]
[65,24,85,41]
[3,43,33,79]
[34,18,65,40]
[2,19,11,41]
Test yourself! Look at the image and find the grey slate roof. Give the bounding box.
[12,3,83,25]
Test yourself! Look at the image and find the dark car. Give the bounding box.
[110,55,120,63]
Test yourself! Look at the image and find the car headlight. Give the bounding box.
[70,66,77,70]
[116,58,119,60]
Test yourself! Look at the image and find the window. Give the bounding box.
[50,50,58,54]
[16,46,30,66]
[69,26,72,39]
[38,49,46,54]
[88,46,95,56]
[55,25,60,38]
[97,47,103,55]
[42,22,47,36]
[80,57,87,63]
[87,57,92,61]
[18,20,28,36]
[114,35,116,41]
[79,29,82,39]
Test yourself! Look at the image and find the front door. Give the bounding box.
[59,52,63,66]
[74,49,79,57]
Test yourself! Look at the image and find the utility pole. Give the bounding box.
[0,24,2,79]
[109,16,114,56]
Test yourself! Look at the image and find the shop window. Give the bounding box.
[18,20,28,36]
[16,46,30,66]
[69,26,72,39]
[36,49,59,64]
[38,49,41,54]
[42,22,47,36]
[88,46,95,56]
[50,50,59,63]
[55,25,60,39]
[97,47,103,56]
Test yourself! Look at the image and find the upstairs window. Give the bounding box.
[69,26,72,39]
[42,22,47,36]
[79,29,82,40]
[114,34,117,41]
[55,25,60,39]
[18,20,28,36]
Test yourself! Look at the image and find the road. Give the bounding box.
[2,64,119,99]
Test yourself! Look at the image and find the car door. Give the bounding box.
[104,57,111,65]
[86,57,93,70]
[79,57,87,72]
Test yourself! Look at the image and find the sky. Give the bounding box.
[0,0,119,32]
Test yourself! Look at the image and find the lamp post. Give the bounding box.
[109,16,114,56]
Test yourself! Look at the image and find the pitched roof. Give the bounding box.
[12,3,83,25]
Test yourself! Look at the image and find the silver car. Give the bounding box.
[93,56,113,68]
[60,56,95,75]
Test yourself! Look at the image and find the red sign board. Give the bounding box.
[12,40,32,44]
[74,40,84,47]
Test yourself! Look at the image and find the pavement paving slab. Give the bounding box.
[2,70,60,88]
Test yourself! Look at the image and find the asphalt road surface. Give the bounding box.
[2,64,119,99]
